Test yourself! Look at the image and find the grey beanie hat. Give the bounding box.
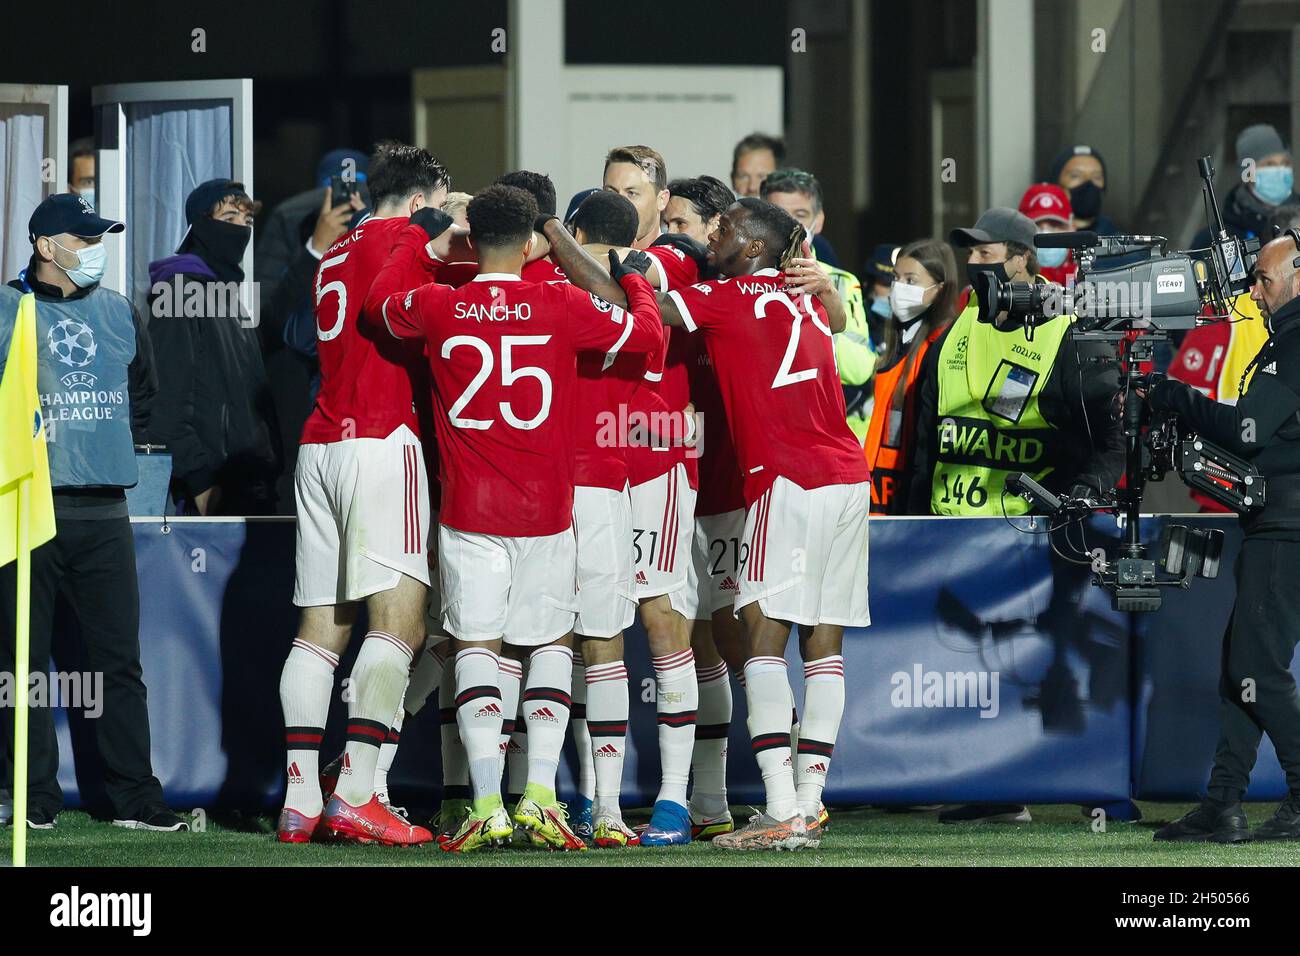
[1236,124,1287,165]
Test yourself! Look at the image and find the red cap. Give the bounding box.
[1019,183,1072,225]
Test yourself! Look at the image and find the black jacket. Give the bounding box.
[1191,181,1300,250]
[1151,294,1300,538]
[906,318,1125,514]
[8,261,157,442]
[144,253,280,509]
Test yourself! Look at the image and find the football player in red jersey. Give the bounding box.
[662,176,749,839]
[550,198,866,851]
[363,184,664,852]
[277,142,449,847]
[559,145,709,845]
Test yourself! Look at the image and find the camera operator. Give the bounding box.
[1147,234,1300,842]
[906,208,1125,519]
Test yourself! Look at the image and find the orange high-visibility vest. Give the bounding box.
[864,323,949,514]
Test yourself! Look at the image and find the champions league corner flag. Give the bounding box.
[0,293,57,867]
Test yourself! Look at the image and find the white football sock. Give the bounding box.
[280,638,339,817]
[438,653,468,803]
[652,648,698,807]
[404,639,447,717]
[522,645,574,795]
[454,646,504,810]
[744,655,797,821]
[690,660,731,818]
[571,652,595,803]
[334,631,412,807]
[496,655,524,786]
[585,660,629,820]
[796,655,845,818]
[373,697,404,803]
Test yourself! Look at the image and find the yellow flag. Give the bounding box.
[0,293,56,565]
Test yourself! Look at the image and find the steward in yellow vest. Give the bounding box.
[905,208,1124,515]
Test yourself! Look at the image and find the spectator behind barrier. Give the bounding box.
[863,238,958,514]
[67,137,96,209]
[1191,123,1300,250]
[762,168,874,440]
[1018,183,1076,286]
[1047,144,1121,236]
[145,179,280,515]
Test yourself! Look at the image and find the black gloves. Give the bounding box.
[651,231,708,271]
[410,206,454,241]
[534,214,559,234]
[609,248,652,283]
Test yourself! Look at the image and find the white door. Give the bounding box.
[91,79,253,322]
[0,84,67,284]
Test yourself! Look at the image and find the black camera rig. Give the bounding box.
[994,157,1266,611]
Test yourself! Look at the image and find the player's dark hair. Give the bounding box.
[731,132,785,176]
[604,145,667,194]
[495,170,556,216]
[735,197,804,269]
[467,184,537,250]
[367,141,451,210]
[668,175,735,223]
[571,191,638,247]
[760,167,823,214]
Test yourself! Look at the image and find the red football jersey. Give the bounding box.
[688,335,744,515]
[522,257,569,284]
[626,245,701,488]
[363,224,663,536]
[300,216,433,444]
[668,268,870,503]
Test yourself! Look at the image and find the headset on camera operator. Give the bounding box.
[1145,231,1300,843]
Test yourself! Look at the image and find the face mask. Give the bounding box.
[870,295,891,320]
[77,188,96,210]
[51,238,106,288]
[189,216,252,275]
[1068,181,1103,220]
[1255,166,1294,206]
[889,282,935,323]
[1037,246,1068,268]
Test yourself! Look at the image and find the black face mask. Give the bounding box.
[187,216,252,281]
[1069,181,1103,220]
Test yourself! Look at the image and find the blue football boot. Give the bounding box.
[639,799,692,846]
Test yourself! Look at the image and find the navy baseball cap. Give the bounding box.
[564,187,601,224]
[28,193,124,242]
[317,148,369,186]
[862,243,900,282]
[184,179,253,226]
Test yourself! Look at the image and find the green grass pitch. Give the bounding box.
[5,803,1300,866]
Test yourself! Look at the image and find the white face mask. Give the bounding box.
[889,281,935,323]
[51,238,107,288]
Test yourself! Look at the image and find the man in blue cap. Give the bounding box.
[0,193,183,832]
[146,179,279,515]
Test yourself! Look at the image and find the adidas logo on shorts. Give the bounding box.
[636,570,649,585]
[529,706,560,723]
[475,702,502,718]
[720,575,738,591]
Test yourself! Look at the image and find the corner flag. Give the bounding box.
[0,292,56,867]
